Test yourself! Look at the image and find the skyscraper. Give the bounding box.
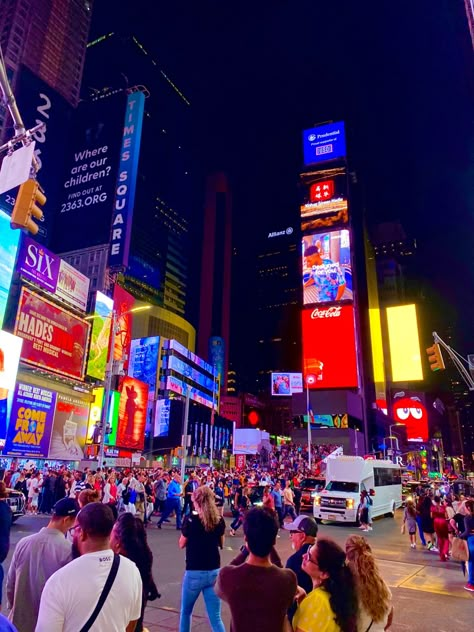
[465,0,474,49]
[197,173,232,388]
[0,0,93,137]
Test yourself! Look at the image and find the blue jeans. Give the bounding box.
[416,516,426,545]
[158,497,182,529]
[467,535,474,585]
[283,505,296,521]
[179,569,225,632]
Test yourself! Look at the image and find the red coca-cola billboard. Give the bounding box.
[14,287,90,380]
[302,305,358,389]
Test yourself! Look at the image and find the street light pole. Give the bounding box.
[98,309,116,468]
[305,374,316,472]
[209,367,217,469]
[180,384,190,482]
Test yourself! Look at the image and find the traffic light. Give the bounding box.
[426,343,445,372]
[420,449,428,473]
[10,179,46,235]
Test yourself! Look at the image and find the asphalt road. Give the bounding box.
[3,509,473,631]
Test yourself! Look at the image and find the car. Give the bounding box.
[6,488,26,522]
[298,477,326,510]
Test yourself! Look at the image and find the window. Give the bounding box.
[373,468,402,487]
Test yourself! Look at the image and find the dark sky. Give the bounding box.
[91,0,474,344]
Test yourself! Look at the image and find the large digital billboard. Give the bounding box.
[128,336,160,398]
[164,375,215,410]
[0,209,20,328]
[116,376,149,450]
[154,398,171,437]
[386,304,423,382]
[87,291,114,381]
[300,169,348,232]
[2,382,56,458]
[271,372,303,396]
[112,285,134,372]
[392,390,428,442]
[302,229,352,305]
[86,387,120,446]
[302,305,358,389]
[48,393,90,460]
[14,287,91,380]
[17,235,90,311]
[302,121,346,167]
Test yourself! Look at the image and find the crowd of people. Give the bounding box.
[0,442,472,631]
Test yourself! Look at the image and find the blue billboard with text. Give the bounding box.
[302,121,346,167]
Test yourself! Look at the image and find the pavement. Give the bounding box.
[4,509,473,631]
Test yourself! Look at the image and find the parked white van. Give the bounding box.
[313,456,402,524]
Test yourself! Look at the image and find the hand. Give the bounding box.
[295,586,307,604]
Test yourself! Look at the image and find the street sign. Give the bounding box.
[0,143,35,195]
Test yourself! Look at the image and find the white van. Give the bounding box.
[313,456,402,524]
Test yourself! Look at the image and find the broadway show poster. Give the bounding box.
[116,376,148,450]
[2,382,56,458]
[14,287,91,380]
[48,393,89,460]
[112,285,134,372]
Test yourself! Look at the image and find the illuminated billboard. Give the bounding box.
[0,330,23,391]
[154,398,171,437]
[2,382,56,458]
[386,304,423,382]
[112,285,134,371]
[87,291,114,381]
[0,210,20,328]
[392,390,428,442]
[302,121,346,167]
[128,336,160,397]
[164,375,215,409]
[48,393,90,460]
[116,376,149,450]
[14,287,91,380]
[302,229,352,305]
[300,169,348,232]
[302,305,358,389]
[86,387,120,445]
[271,372,303,396]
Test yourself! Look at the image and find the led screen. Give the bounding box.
[271,372,303,396]
[300,170,348,232]
[128,336,160,397]
[48,393,90,460]
[0,210,20,327]
[302,305,358,389]
[87,291,114,381]
[392,390,428,442]
[386,304,423,382]
[117,376,149,450]
[14,287,90,380]
[302,229,352,305]
[0,330,23,391]
[302,121,346,166]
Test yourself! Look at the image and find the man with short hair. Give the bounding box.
[6,498,78,632]
[271,482,284,528]
[69,471,86,499]
[282,480,297,521]
[216,507,297,632]
[283,515,318,623]
[36,503,142,632]
[157,472,182,529]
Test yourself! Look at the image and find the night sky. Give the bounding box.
[91,1,474,346]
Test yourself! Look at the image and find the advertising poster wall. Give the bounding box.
[302,305,358,389]
[392,390,429,442]
[271,372,303,396]
[302,121,346,167]
[128,336,160,398]
[48,393,89,460]
[52,92,128,252]
[116,376,148,450]
[0,330,23,391]
[87,291,114,381]
[14,287,91,380]
[302,229,352,304]
[17,235,90,311]
[112,285,134,371]
[0,209,20,328]
[2,382,56,458]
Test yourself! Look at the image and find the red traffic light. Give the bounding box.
[248,410,260,425]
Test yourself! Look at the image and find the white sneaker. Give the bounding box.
[367,526,373,531]
[431,546,439,553]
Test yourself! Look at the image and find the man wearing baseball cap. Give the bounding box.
[284,515,318,623]
[6,498,79,632]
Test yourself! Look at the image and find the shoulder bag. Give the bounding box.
[79,554,121,632]
[451,537,469,562]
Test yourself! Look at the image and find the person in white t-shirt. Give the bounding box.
[35,502,142,632]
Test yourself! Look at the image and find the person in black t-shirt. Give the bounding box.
[178,486,226,632]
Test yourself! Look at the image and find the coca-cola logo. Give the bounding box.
[310,306,342,319]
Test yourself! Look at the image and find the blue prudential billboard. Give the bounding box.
[302,121,346,167]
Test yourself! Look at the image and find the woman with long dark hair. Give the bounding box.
[292,538,358,632]
[345,535,393,631]
[178,485,226,632]
[110,512,160,632]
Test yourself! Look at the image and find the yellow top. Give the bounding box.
[293,587,341,632]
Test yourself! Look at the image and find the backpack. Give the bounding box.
[129,488,137,504]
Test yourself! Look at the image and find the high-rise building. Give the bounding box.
[197,173,232,388]
[56,31,196,320]
[0,0,93,137]
[465,0,474,49]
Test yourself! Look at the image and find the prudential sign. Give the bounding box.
[302,121,346,167]
[108,91,145,269]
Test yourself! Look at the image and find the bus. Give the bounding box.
[313,456,402,524]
